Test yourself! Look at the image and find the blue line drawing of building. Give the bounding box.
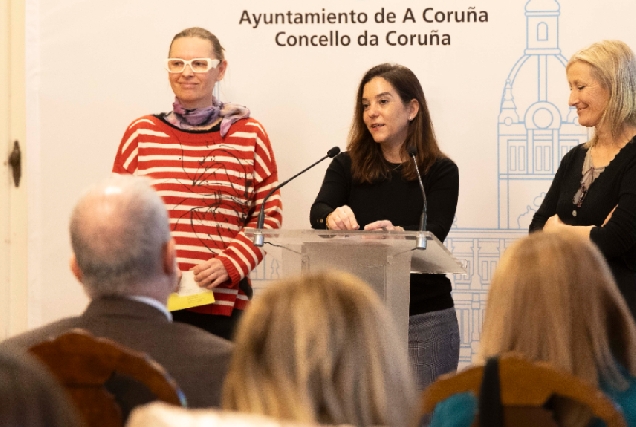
[447,0,589,366]
[498,0,588,230]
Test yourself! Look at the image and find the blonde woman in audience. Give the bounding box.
[430,230,636,427]
[127,403,317,427]
[222,270,418,427]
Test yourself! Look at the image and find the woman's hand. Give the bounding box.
[543,214,594,239]
[327,205,359,230]
[192,258,229,289]
[543,214,564,232]
[364,220,404,231]
[603,206,617,226]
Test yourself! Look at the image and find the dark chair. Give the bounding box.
[422,354,626,427]
[29,329,186,427]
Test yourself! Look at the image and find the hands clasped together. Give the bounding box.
[326,205,404,232]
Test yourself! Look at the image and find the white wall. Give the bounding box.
[25,0,636,346]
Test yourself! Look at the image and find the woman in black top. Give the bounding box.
[530,40,636,319]
[310,63,460,390]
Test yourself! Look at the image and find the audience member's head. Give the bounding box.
[128,401,316,427]
[222,270,417,427]
[480,230,636,425]
[69,174,177,301]
[0,345,84,427]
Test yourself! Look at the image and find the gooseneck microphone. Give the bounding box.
[407,146,427,250]
[253,146,341,247]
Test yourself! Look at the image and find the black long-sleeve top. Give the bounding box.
[310,152,459,315]
[529,141,636,317]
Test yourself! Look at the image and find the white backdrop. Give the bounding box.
[24,1,636,357]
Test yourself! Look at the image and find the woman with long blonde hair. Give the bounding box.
[222,270,418,427]
[430,230,636,427]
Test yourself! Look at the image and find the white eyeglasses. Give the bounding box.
[165,58,221,73]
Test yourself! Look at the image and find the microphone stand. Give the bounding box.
[408,147,427,250]
[253,146,341,247]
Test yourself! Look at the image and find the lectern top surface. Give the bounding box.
[245,228,466,274]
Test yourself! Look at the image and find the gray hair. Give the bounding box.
[69,175,171,298]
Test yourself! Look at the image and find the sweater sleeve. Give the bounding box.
[589,153,636,259]
[310,154,351,229]
[529,146,577,232]
[112,117,155,174]
[416,158,459,241]
[215,121,283,285]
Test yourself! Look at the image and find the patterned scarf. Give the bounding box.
[165,98,250,137]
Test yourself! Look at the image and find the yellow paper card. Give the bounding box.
[167,292,215,311]
[167,271,215,311]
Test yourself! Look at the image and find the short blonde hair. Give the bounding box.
[222,271,417,427]
[567,40,636,145]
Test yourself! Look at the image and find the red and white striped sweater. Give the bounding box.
[113,115,282,316]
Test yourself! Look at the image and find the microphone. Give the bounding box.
[253,146,341,247]
[407,146,427,250]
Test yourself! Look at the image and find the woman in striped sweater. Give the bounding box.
[113,27,282,341]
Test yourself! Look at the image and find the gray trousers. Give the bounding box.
[408,307,460,390]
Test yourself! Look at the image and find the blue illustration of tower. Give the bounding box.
[498,0,588,230]
[446,0,589,366]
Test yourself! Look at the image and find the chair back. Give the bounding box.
[29,329,185,427]
[422,354,627,427]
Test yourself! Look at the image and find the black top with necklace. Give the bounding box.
[310,152,460,315]
[530,140,636,318]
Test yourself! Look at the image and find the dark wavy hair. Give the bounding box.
[347,63,444,183]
